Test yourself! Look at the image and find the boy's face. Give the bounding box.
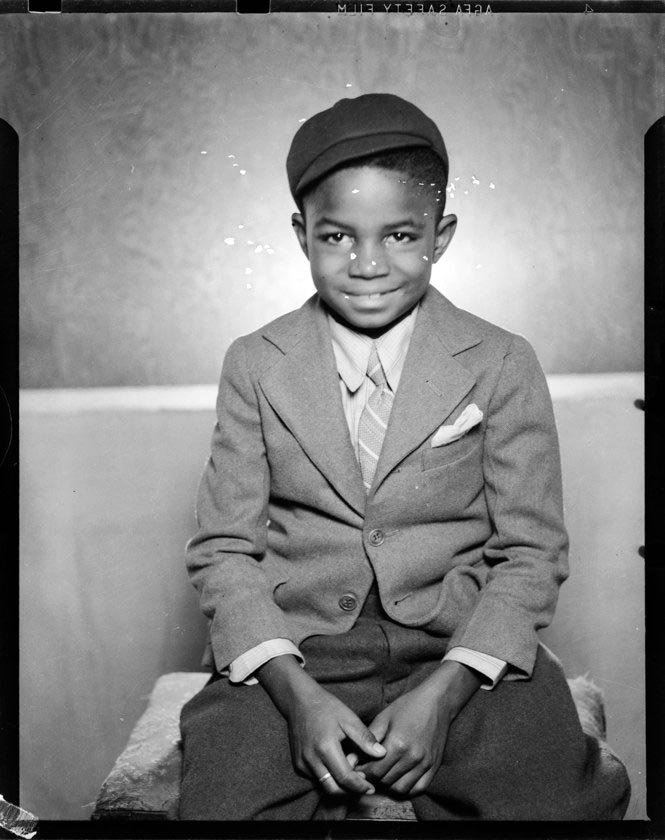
[292,166,456,335]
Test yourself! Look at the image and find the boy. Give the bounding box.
[179,93,630,820]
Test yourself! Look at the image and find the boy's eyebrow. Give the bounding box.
[313,216,354,230]
[313,216,427,230]
[382,217,427,230]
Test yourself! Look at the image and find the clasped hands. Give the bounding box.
[258,655,481,799]
[297,681,452,799]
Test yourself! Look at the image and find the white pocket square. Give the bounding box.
[431,404,483,447]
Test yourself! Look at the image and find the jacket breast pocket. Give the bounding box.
[421,425,482,471]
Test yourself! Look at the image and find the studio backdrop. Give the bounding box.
[3,10,659,821]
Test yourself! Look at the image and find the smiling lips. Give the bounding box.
[343,290,393,300]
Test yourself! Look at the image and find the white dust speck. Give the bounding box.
[371,261,377,267]
[228,154,236,159]
[472,176,480,185]
[238,224,245,229]
[454,177,460,182]
[245,267,253,275]
[350,252,357,260]
[489,182,496,190]
[246,283,252,290]
[266,248,275,255]
[224,237,236,246]
[476,264,482,269]
[346,83,353,88]
[463,190,469,195]
[298,118,306,123]
[422,256,429,261]
[343,294,350,299]
[201,150,208,155]
[247,240,255,245]
[232,163,239,167]
[351,189,360,194]
[254,245,263,253]
[423,212,428,216]
[240,169,247,175]
[130,165,135,174]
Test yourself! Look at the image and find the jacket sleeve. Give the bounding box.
[447,334,569,679]
[185,338,294,672]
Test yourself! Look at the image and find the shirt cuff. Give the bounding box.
[443,646,508,690]
[227,639,304,685]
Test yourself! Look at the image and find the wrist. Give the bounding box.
[257,654,320,717]
[421,660,483,714]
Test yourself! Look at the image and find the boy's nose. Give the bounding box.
[348,245,388,278]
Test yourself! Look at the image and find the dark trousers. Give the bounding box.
[179,587,630,820]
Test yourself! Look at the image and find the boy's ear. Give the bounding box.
[291,213,309,259]
[432,214,457,263]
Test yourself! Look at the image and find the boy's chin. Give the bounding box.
[325,302,416,337]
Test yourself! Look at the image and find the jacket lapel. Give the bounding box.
[259,297,367,517]
[373,288,482,491]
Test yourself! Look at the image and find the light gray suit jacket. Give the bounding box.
[187,286,569,679]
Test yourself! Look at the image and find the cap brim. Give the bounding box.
[294,132,432,197]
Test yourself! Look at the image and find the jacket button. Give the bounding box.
[338,593,357,612]
[368,528,385,546]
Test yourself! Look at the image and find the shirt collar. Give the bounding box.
[328,304,419,394]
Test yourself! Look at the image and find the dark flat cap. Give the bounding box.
[287,93,449,200]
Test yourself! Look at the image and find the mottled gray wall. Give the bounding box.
[2,12,661,387]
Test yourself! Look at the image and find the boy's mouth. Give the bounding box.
[343,290,392,300]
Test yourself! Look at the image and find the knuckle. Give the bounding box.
[391,736,409,754]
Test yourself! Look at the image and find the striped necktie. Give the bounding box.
[358,344,395,492]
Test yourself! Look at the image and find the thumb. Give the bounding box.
[342,719,387,758]
[367,712,390,745]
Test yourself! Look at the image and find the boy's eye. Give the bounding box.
[387,232,415,244]
[322,232,352,244]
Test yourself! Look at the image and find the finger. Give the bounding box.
[408,765,439,797]
[312,767,345,796]
[323,747,376,795]
[357,749,401,782]
[341,718,386,760]
[379,751,422,787]
[367,713,390,745]
[347,753,367,778]
[384,761,429,796]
